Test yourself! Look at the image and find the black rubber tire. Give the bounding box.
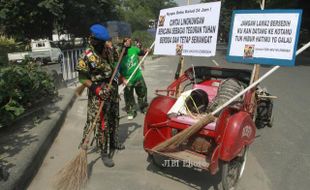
[220,147,248,190]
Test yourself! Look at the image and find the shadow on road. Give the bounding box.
[118,122,141,145]
[87,156,101,178]
[0,123,38,170]
[0,96,64,171]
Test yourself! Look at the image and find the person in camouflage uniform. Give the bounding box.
[120,38,148,120]
[76,24,124,167]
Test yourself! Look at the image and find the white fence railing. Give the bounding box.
[60,48,84,85]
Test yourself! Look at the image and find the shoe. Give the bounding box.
[127,111,137,120]
[101,152,115,167]
[140,103,149,113]
[111,143,125,150]
[140,106,148,114]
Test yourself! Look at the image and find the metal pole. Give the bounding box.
[250,0,265,84]
[176,0,191,97]
[260,0,265,10]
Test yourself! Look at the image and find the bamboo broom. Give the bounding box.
[55,48,126,190]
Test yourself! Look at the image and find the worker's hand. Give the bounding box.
[122,78,128,86]
[119,76,128,86]
[97,84,111,100]
[90,83,111,100]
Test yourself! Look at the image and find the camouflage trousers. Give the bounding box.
[82,84,120,151]
[124,77,147,114]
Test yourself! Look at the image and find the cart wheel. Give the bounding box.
[221,146,248,190]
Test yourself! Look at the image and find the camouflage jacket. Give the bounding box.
[76,45,119,83]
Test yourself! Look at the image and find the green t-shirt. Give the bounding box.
[120,46,143,84]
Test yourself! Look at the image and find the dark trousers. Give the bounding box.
[124,77,147,114]
[82,83,119,151]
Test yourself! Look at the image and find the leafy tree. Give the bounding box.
[0,0,63,40]
[119,0,177,31]
[131,30,154,49]
[118,5,154,31]
[146,0,178,18]
[61,0,121,37]
[0,0,121,39]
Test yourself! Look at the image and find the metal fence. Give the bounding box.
[60,48,84,85]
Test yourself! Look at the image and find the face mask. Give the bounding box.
[91,38,106,53]
[93,43,105,53]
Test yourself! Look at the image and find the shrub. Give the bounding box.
[0,59,57,127]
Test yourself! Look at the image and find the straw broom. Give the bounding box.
[55,48,126,190]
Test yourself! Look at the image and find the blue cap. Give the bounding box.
[90,24,110,41]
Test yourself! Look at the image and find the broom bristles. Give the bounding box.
[153,114,215,152]
[55,149,88,190]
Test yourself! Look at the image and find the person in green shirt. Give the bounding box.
[120,38,148,120]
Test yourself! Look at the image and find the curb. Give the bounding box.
[0,88,76,190]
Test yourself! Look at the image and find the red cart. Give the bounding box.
[143,66,265,190]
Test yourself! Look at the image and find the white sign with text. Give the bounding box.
[227,10,302,66]
[154,2,221,57]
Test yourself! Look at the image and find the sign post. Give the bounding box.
[250,0,266,85]
[175,0,191,97]
[250,0,265,109]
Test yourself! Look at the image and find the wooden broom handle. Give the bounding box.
[108,48,126,88]
[82,101,104,147]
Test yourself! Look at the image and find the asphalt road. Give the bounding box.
[29,52,310,190]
